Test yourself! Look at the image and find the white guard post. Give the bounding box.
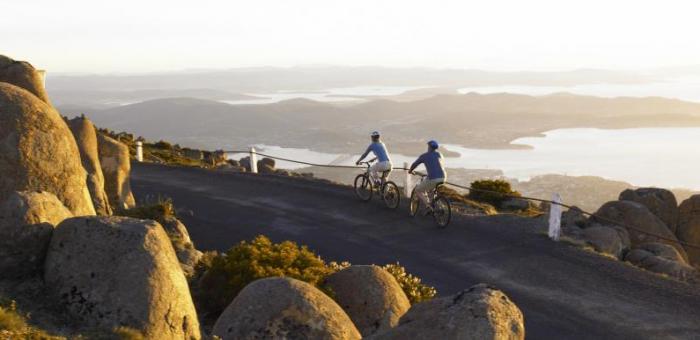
[403,162,412,197]
[548,193,563,241]
[135,141,143,162]
[250,147,258,174]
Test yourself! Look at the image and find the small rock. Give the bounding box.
[626,243,696,281]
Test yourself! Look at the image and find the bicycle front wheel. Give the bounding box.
[382,181,400,209]
[433,195,451,228]
[354,174,373,201]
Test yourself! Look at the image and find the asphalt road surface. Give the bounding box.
[132,163,700,339]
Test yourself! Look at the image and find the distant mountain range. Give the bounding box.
[67,92,700,155]
[46,66,653,94]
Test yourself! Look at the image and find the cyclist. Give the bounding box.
[356,131,393,185]
[409,140,446,212]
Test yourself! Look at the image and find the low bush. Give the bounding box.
[191,235,438,321]
[119,198,175,224]
[381,263,437,304]
[194,235,335,317]
[152,140,173,150]
[468,179,521,207]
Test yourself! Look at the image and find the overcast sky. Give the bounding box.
[2,0,699,73]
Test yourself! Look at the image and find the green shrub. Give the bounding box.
[0,301,26,332]
[152,140,173,150]
[119,198,175,224]
[194,235,336,317]
[381,263,437,304]
[468,179,521,207]
[191,235,438,322]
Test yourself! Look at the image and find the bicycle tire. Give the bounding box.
[433,195,451,228]
[409,189,420,216]
[354,174,373,201]
[382,181,401,209]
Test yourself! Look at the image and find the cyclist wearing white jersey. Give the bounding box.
[356,131,393,184]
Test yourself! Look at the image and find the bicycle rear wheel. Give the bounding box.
[433,195,451,228]
[409,189,420,216]
[354,174,373,201]
[382,181,400,209]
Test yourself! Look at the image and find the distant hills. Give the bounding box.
[70,92,700,155]
[47,66,653,94]
[49,88,262,109]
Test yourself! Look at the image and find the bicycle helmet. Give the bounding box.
[427,140,439,149]
[371,131,380,138]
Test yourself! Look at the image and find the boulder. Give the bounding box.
[212,277,361,340]
[0,83,95,216]
[373,284,524,340]
[325,265,410,336]
[626,243,696,280]
[44,216,201,339]
[68,116,112,216]
[562,206,587,229]
[97,133,136,211]
[239,156,251,171]
[677,195,700,267]
[182,148,203,160]
[591,200,687,261]
[619,188,679,234]
[0,191,72,277]
[582,224,630,259]
[0,55,50,103]
[161,216,202,276]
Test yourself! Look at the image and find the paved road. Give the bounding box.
[132,163,700,339]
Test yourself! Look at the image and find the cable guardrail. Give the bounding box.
[221,149,700,251]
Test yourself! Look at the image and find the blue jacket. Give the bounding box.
[410,150,446,180]
[359,142,391,163]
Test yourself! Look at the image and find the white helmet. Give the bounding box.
[371,131,380,138]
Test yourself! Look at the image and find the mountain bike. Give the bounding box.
[409,174,451,228]
[354,160,401,209]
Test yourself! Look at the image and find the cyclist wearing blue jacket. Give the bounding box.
[409,140,446,208]
[356,131,393,184]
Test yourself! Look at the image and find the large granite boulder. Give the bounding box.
[44,216,200,339]
[677,195,700,267]
[0,83,95,216]
[68,116,112,216]
[626,243,696,280]
[212,277,361,340]
[583,224,631,259]
[0,191,72,277]
[161,216,202,277]
[373,284,525,340]
[97,133,136,211]
[0,55,50,103]
[619,188,679,234]
[325,265,410,336]
[591,200,687,262]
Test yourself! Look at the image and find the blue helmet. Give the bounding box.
[427,140,439,149]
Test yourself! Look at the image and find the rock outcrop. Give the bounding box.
[677,195,700,266]
[325,265,410,336]
[68,116,112,216]
[373,284,525,340]
[212,277,361,340]
[592,200,687,261]
[0,55,50,103]
[44,216,200,339]
[257,157,276,174]
[161,216,202,276]
[626,243,696,280]
[0,191,72,277]
[0,83,95,216]
[97,133,136,211]
[619,188,679,234]
[583,224,630,259]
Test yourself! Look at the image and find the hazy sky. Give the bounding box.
[3,0,699,73]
